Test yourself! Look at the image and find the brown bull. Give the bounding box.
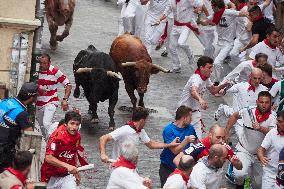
[45,0,75,50]
[110,34,170,108]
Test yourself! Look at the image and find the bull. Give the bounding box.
[110,34,170,108]
[73,45,121,129]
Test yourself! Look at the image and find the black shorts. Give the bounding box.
[0,143,15,173]
[159,163,174,187]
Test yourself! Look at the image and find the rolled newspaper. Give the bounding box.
[77,164,94,172]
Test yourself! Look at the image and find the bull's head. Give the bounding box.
[121,60,170,93]
[75,68,122,80]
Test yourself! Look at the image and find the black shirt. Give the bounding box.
[252,17,272,43]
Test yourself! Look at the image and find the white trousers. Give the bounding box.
[191,110,202,139]
[213,41,234,81]
[169,25,194,69]
[36,103,58,141]
[229,38,250,64]
[144,15,166,55]
[47,175,77,189]
[262,169,277,189]
[196,29,216,58]
[233,143,263,188]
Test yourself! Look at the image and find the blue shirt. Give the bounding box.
[160,122,197,170]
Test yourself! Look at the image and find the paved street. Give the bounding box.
[41,0,235,188]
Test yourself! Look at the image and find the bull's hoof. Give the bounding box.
[91,118,99,123]
[49,41,58,50]
[73,90,80,98]
[108,126,115,131]
[56,35,64,42]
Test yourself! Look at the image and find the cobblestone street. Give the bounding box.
[41,0,235,188]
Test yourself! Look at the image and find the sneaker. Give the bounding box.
[170,68,181,73]
[161,50,168,57]
[214,104,225,121]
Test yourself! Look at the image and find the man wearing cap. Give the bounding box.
[0,82,37,173]
[36,53,72,141]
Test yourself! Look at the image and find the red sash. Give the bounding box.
[264,39,276,49]
[111,156,137,169]
[169,168,189,184]
[255,108,271,123]
[212,8,225,25]
[174,20,200,34]
[195,69,209,81]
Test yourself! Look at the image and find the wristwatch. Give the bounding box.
[63,98,68,102]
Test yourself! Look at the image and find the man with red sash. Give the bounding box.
[41,111,88,189]
[178,56,228,139]
[225,91,276,188]
[257,110,284,189]
[106,141,153,189]
[173,125,242,170]
[163,155,194,189]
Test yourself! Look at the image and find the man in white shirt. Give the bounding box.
[163,155,194,189]
[190,144,228,189]
[106,141,153,189]
[99,107,179,162]
[249,26,284,68]
[269,79,284,112]
[225,91,276,188]
[215,68,268,122]
[178,56,228,138]
[257,110,284,189]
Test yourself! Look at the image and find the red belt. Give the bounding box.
[174,20,199,34]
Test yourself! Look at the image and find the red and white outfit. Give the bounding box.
[36,64,70,140]
[109,122,151,160]
[163,168,190,189]
[0,167,27,189]
[106,156,147,189]
[233,106,276,187]
[260,128,284,189]
[163,0,203,70]
[40,125,87,189]
[249,39,284,68]
[190,157,223,189]
[178,70,213,139]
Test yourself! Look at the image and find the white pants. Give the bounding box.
[169,25,194,69]
[191,110,202,139]
[262,169,277,189]
[118,3,127,35]
[122,0,139,35]
[229,38,250,64]
[213,41,234,81]
[144,15,166,55]
[47,175,77,189]
[196,29,215,58]
[233,143,262,188]
[36,103,58,141]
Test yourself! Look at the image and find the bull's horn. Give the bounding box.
[152,64,170,73]
[107,71,122,80]
[121,62,136,67]
[76,68,93,73]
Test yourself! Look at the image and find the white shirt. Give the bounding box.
[261,128,284,175]
[235,6,251,41]
[221,60,255,84]
[110,125,151,159]
[238,106,276,154]
[178,74,213,110]
[147,0,169,19]
[190,160,223,189]
[259,1,274,23]
[249,41,284,67]
[106,167,147,189]
[227,82,268,111]
[211,9,239,44]
[163,174,190,189]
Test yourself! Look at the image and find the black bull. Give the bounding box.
[73,45,121,129]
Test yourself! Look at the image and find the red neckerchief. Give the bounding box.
[195,69,209,81]
[247,80,256,92]
[212,8,225,25]
[127,121,141,133]
[272,78,279,83]
[111,156,137,169]
[252,15,264,23]
[237,3,247,10]
[264,39,276,49]
[169,168,190,184]
[251,60,257,67]
[255,108,271,123]
[6,168,26,185]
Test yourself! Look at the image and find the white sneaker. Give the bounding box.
[214,104,225,121]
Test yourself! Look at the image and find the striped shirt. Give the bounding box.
[36,65,70,107]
